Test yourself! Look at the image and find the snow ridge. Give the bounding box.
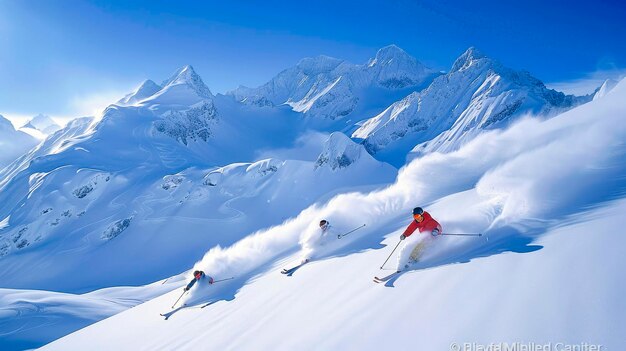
[593,78,619,101]
[160,65,212,99]
[315,132,366,170]
[228,45,439,120]
[353,47,592,161]
[117,80,162,105]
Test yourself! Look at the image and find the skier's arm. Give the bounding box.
[428,220,442,233]
[207,276,214,284]
[401,221,419,239]
[424,220,442,235]
[185,279,196,291]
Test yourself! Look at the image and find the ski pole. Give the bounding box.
[338,224,366,239]
[212,277,235,284]
[172,290,187,309]
[441,233,482,237]
[380,239,402,270]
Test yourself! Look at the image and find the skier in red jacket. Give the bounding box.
[396,207,442,272]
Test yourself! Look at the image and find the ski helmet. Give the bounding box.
[412,207,424,215]
[193,270,202,279]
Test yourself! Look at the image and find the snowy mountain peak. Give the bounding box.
[118,79,162,105]
[450,46,489,72]
[0,114,15,131]
[367,44,438,89]
[136,79,161,93]
[354,47,592,164]
[593,79,619,101]
[117,79,161,105]
[369,44,411,66]
[228,46,439,120]
[20,114,61,134]
[315,132,366,170]
[296,55,345,75]
[161,65,212,98]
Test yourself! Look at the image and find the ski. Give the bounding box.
[281,265,300,274]
[200,301,216,309]
[160,304,187,320]
[281,260,309,275]
[373,271,400,283]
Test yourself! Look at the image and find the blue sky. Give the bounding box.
[1,0,625,125]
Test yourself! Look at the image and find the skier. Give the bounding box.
[302,219,341,262]
[184,270,214,291]
[283,220,365,274]
[301,220,336,262]
[396,207,442,272]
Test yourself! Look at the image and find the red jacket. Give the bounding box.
[402,211,442,238]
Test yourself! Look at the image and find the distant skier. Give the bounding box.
[301,219,342,262]
[184,270,214,291]
[288,219,338,265]
[283,220,365,274]
[396,207,442,272]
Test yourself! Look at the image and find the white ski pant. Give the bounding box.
[396,233,431,270]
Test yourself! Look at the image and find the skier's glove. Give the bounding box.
[184,287,189,291]
[208,277,214,285]
[431,229,440,237]
[400,234,406,240]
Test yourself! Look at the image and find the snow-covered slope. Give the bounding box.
[41,78,626,351]
[353,48,591,165]
[20,113,61,135]
[0,114,39,170]
[0,280,179,351]
[229,45,440,124]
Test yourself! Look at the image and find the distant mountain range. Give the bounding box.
[21,113,62,135]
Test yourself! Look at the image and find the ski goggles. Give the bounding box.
[413,213,423,221]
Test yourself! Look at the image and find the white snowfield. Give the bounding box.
[39,79,626,350]
[0,280,181,351]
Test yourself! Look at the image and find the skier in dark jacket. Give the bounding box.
[184,270,214,291]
